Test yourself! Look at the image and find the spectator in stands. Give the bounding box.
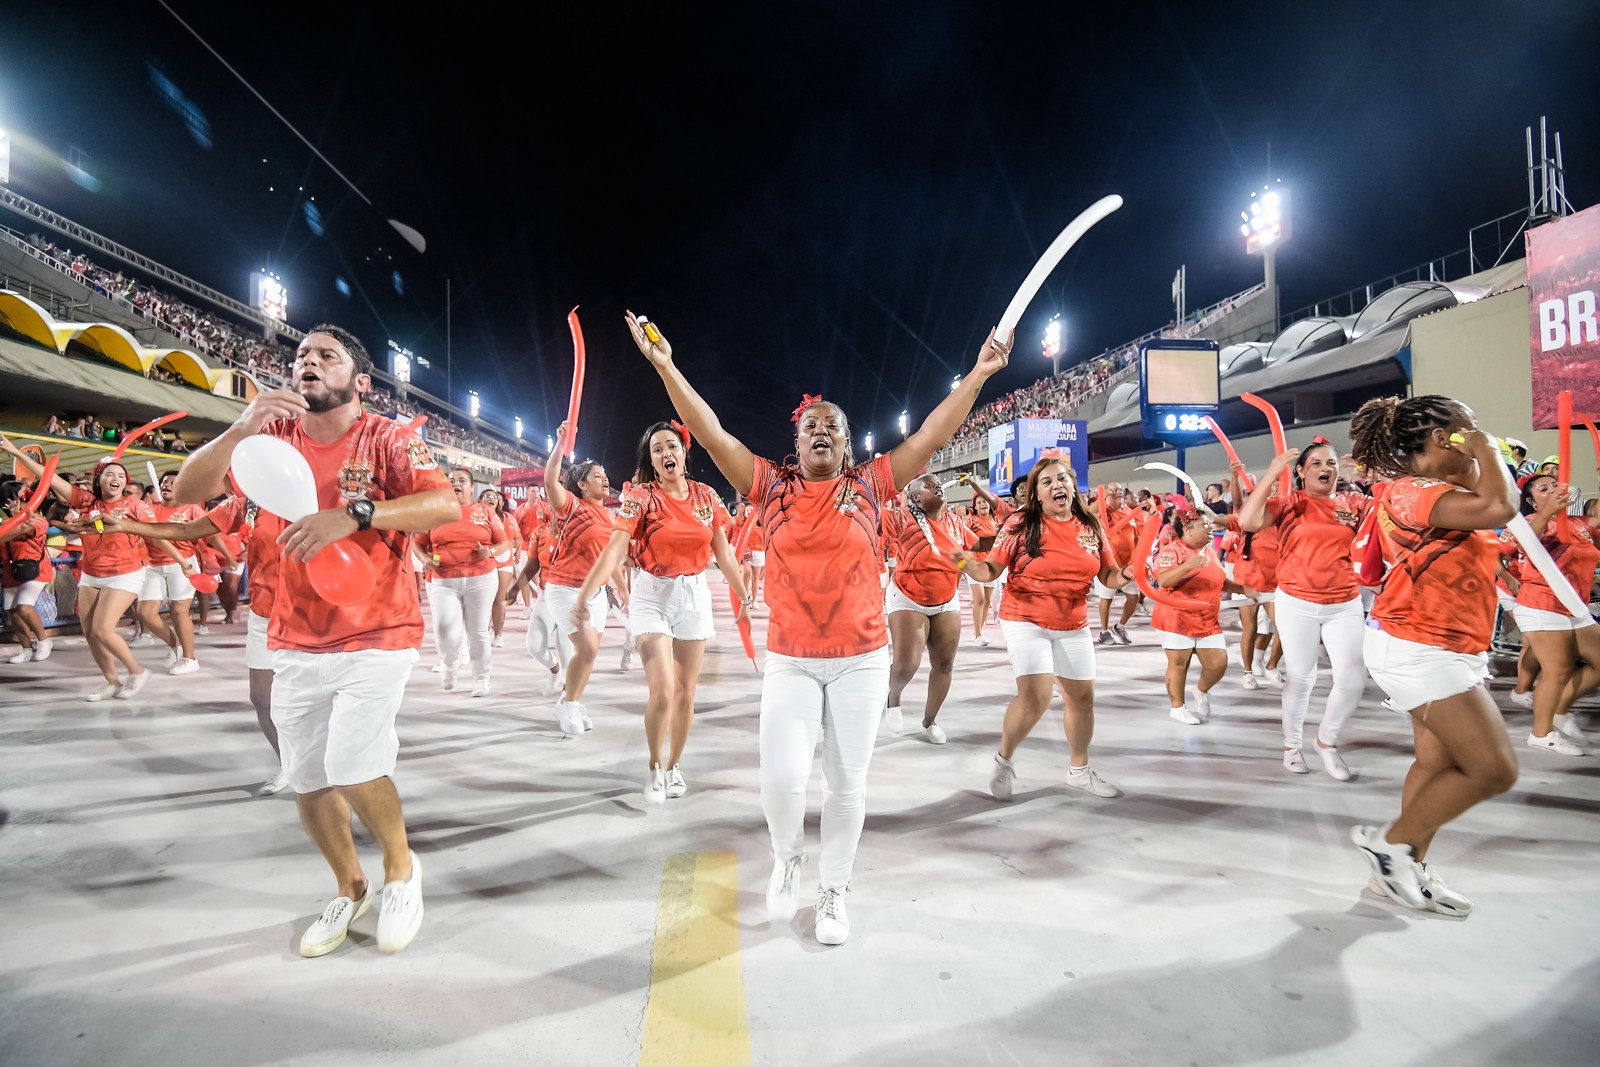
[66,418,87,439]
[1203,483,1231,515]
[42,415,62,436]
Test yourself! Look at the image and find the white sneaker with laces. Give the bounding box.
[1251,661,1266,679]
[1170,705,1202,725]
[300,883,374,958]
[922,722,947,745]
[115,671,150,700]
[492,633,505,648]
[577,705,593,732]
[1316,741,1352,781]
[644,764,666,804]
[1509,689,1534,711]
[1351,824,1426,910]
[974,635,989,647]
[471,676,491,699]
[168,657,200,676]
[162,646,180,669]
[1553,713,1590,745]
[86,681,121,702]
[195,625,210,635]
[441,664,457,691]
[1265,668,1285,686]
[257,769,290,796]
[883,704,903,734]
[1096,630,1116,646]
[376,851,424,954]
[1195,691,1212,722]
[989,754,1016,801]
[542,669,564,697]
[666,765,687,798]
[767,853,804,921]
[1527,730,1585,756]
[131,633,156,648]
[1241,672,1261,690]
[1066,765,1122,798]
[7,649,33,664]
[1283,747,1309,773]
[31,639,53,661]
[556,700,585,737]
[815,887,849,945]
[1417,863,1474,917]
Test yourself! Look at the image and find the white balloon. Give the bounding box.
[231,435,319,521]
[994,195,1124,340]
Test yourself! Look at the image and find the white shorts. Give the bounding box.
[140,559,196,602]
[543,581,609,637]
[999,620,1096,680]
[885,582,960,617]
[225,562,245,576]
[628,569,716,641]
[78,569,145,596]
[1159,630,1227,651]
[1513,605,1598,633]
[246,611,273,671]
[1093,577,1132,600]
[269,647,420,793]
[1364,626,1491,712]
[966,572,997,590]
[750,551,766,567]
[3,581,47,609]
[1495,588,1517,613]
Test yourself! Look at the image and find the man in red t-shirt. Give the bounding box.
[174,324,455,958]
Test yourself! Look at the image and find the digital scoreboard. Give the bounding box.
[1139,339,1220,442]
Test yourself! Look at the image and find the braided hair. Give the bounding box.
[1348,394,1466,480]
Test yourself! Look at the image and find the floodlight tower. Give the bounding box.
[1239,180,1289,334]
[1043,315,1064,377]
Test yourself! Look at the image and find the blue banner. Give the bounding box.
[988,418,1090,496]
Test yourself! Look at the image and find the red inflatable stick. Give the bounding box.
[728,513,758,669]
[1130,510,1214,613]
[1203,416,1255,491]
[1557,390,1573,539]
[112,412,187,460]
[565,306,586,457]
[1581,413,1600,481]
[1240,393,1289,498]
[407,414,429,431]
[0,453,60,540]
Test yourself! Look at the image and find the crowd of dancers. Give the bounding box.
[2,318,1596,954]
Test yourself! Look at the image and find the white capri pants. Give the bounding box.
[427,570,499,679]
[1274,589,1367,748]
[4,581,48,609]
[999,620,1097,680]
[629,570,715,641]
[270,647,420,793]
[760,646,891,891]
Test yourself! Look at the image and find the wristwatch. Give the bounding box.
[347,498,375,532]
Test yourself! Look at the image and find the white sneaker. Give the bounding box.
[644,764,666,804]
[1553,713,1590,745]
[1417,863,1474,918]
[299,883,374,958]
[1265,668,1285,686]
[195,625,210,635]
[86,681,121,702]
[1096,630,1117,646]
[1065,765,1122,798]
[922,722,947,745]
[491,633,505,649]
[542,669,564,697]
[1351,824,1426,910]
[376,851,424,954]
[1527,731,1585,756]
[161,646,180,670]
[556,700,585,737]
[431,660,446,673]
[1251,661,1266,679]
[168,657,200,676]
[31,639,52,661]
[115,671,150,700]
[1509,689,1534,711]
[471,676,491,699]
[441,664,456,692]
[7,649,32,664]
[1241,672,1261,690]
[666,764,687,798]
[974,635,989,647]
[1170,705,1202,726]
[1283,747,1309,774]
[989,754,1016,801]
[577,706,593,732]
[767,853,804,921]
[130,633,156,647]
[883,704,904,734]
[1195,691,1212,722]
[620,646,634,671]
[1316,742,1352,781]
[815,887,849,946]
[257,769,290,796]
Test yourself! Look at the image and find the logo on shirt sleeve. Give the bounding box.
[406,438,439,472]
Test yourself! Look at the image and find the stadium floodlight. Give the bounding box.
[950,374,961,392]
[514,416,523,440]
[1043,314,1064,376]
[546,434,555,454]
[864,430,874,454]
[1240,180,1289,331]
[468,390,480,418]
[898,410,909,437]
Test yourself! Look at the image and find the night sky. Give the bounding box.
[2,1,1596,492]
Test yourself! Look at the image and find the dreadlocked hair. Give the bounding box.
[1349,394,1463,480]
[1019,458,1104,558]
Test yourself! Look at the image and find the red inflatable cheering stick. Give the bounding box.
[565,307,586,457]
[728,511,759,669]
[0,453,60,540]
[1203,415,1256,492]
[1557,390,1573,539]
[1240,393,1289,498]
[112,412,187,460]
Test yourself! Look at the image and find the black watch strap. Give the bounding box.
[347,498,375,531]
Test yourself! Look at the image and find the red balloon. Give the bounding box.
[306,540,376,606]
[189,573,220,594]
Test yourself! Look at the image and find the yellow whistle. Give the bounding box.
[91,509,103,533]
[431,554,441,565]
[1449,432,1465,444]
[640,317,663,345]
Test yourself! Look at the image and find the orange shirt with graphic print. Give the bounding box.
[69,486,158,577]
[1152,539,1225,638]
[1265,490,1368,604]
[206,495,283,619]
[615,480,730,578]
[1515,519,1599,615]
[751,453,898,658]
[150,501,206,560]
[1373,476,1501,654]
[416,501,506,579]
[882,507,976,606]
[1226,514,1280,593]
[988,515,1110,631]
[545,494,616,588]
[259,412,450,653]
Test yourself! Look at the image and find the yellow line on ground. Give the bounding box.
[639,851,751,1067]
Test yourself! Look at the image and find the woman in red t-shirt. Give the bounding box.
[1226,467,1284,688]
[1239,439,1369,781]
[881,474,976,743]
[961,479,1003,645]
[1152,507,1233,725]
[479,488,517,649]
[571,421,751,802]
[1344,395,1520,916]
[627,310,1011,947]
[1511,474,1600,755]
[414,468,511,698]
[957,457,1133,801]
[543,421,621,735]
[1,482,55,663]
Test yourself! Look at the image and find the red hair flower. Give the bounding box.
[671,419,692,448]
[791,394,824,423]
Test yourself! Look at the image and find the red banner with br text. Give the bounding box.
[1528,203,1600,428]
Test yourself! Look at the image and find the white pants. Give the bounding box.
[427,571,498,679]
[760,647,891,891]
[1274,590,1366,748]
